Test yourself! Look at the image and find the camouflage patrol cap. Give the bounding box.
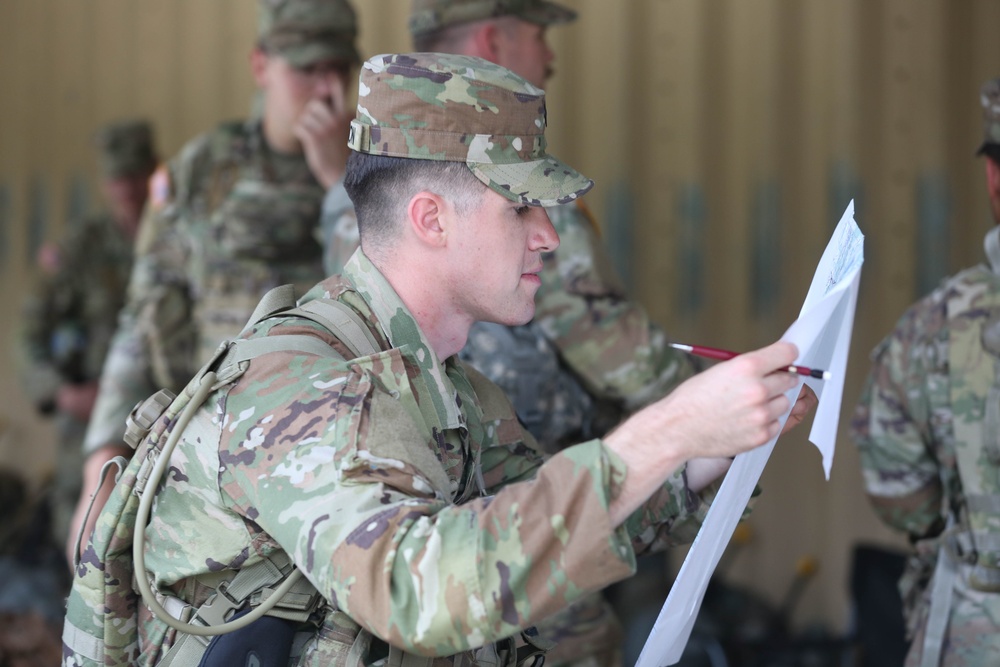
[348,52,592,207]
[257,0,360,67]
[93,120,157,178]
[977,77,1000,155]
[409,0,576,37]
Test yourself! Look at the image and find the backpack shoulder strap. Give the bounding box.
[242,283,297,333]
[239,284,381,360]
[286,300,381,358]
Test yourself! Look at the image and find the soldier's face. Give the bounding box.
[102,172,151,228]
[492,20,555,90]
[254,50,350,151]
[446,186,559,326]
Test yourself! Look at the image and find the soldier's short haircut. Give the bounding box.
[411,16,518,53]
[412,19,477,52]
[344,151,484,248]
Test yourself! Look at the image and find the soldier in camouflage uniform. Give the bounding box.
[68,0,361,565]
[113,51,815,666]
[851,78,1000,666]
[20,120,157,552]
[318,2,699,663]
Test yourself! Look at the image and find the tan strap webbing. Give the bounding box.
[286,300,381,358]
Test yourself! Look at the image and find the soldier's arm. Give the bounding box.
[850,298,947,538]
[534,203,697,413]
[219,341,805,657]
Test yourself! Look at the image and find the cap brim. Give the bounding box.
[522,1,578,27]
[471,155,593,207]
[281,42,360,68]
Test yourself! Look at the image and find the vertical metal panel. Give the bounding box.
[653,0,709,339]
[0,184,9,273]
[176,0,228,137]
[51,0,93,231]
[2,0,1000,635]
[133,2,183,149]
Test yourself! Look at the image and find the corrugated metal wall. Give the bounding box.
[2,0,999,637]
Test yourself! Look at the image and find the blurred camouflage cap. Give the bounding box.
[94,120,157,178]
[409,0,576,37]
[258,0,360,67]
[348,52,592,206]
[978,77,1000,155]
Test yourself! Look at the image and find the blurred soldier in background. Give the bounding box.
[851,77,1000,666]
[68,0,360,566]
[20,119,157,553]
[319,2,704,665]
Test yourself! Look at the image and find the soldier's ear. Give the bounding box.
[406,191,448,248]
[469,21,502,63]
[250,48,270,88]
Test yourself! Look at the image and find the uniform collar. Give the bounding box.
[342,249,466,429]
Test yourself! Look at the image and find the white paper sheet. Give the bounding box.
[634,201,864,667]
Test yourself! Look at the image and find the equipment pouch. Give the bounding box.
[197,609,298,667]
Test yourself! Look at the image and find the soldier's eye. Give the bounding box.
[514,206,531,217]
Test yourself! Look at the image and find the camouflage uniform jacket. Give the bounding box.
[320,185,696,450]
[83,118,326,455]
[851,243,1000,665]
[136,249,716,665]
[21,212,133,411]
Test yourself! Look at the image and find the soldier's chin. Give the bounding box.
[487,306,535,328]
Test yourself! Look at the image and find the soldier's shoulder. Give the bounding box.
[457,358,517,419]
[874,267,984,360]
[72,212,120,237]
[169,120,251,181]
[884,286,950,348]
[298,275,353,305]
[908,264,996,324]
[45,213,119,269]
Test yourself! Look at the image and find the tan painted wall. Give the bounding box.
[2,0,999,638]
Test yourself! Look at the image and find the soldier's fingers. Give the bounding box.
[330,72,347,118]
[307,99,333,123]
[760,369,800,399]
[744,341,799,376]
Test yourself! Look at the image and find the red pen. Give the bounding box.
[670,342,831,380]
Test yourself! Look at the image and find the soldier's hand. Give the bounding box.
[782,383,818,435]
[633,341,801,455]
[684,382,817,492]
[296,70,351,189]
[605,341,804,524]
